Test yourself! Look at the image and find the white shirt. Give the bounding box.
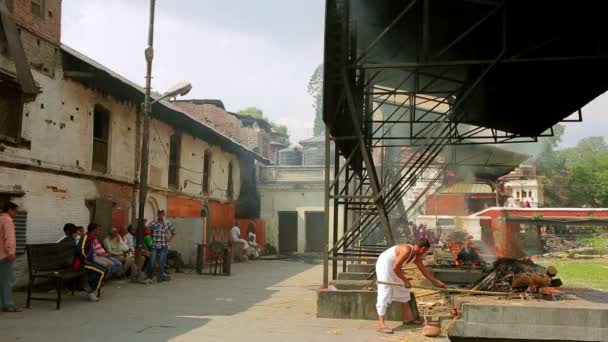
[230,226,241,241]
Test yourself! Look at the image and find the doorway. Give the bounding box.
[305,211,325,253]
[278,211,298,254]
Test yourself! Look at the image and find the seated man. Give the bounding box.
[57,223,77,243]
[166,248,185,273]
[103,227,137,280]
[93,234,122,278]
[244,236,262,260]
[75,226,85,245]
[73,223,108,302]
[59,223,78,245]
[230,222,248,262]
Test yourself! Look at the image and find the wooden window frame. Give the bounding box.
[0,79,24,144]
[168,133,181,189]
[202,150,211,195]
[227,161,234,200]
[92,105,110,173]
[31,0,44,18]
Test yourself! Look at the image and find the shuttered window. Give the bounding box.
[14,211,27,255]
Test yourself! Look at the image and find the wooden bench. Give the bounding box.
[26,242,86,310]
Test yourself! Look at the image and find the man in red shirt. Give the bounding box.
[0,201,19,312]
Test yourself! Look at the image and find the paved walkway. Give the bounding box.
[0,258,446,342]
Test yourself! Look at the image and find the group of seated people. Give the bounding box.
[57,220,184,302]
[230,220,262,262]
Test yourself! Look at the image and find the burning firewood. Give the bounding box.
[473,258,556,292]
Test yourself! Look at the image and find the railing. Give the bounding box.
[258,165,334,184]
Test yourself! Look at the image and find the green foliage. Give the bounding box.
[238,107,264,119]
[536,260,608,290]
[307,64,325,136]
[238,107,290,146]
[272,124,290,145]
[536,127,608,207]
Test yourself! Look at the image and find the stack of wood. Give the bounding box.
[473,258,561,294]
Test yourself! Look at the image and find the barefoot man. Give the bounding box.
[376,238,446,334]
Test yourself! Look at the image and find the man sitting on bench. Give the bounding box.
[73,223,107,302]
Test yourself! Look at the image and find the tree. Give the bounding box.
[272,124,290,146]
[307,64,324,136]
[238,107,290,146]
[238,107,264,119]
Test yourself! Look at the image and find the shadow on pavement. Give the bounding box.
[0,259,318,342]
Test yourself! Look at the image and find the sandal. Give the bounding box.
[2,306,21,313]
[377,327,394,334]
[402,319,424,325]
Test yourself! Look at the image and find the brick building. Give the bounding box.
[0,0,268,283]
[173,99,273,160]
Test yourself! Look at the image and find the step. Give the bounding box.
[331,279,374,290]
[337,272,373,280]
[317,289,418,321]
[346,264,374,273]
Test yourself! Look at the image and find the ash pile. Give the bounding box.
[473,258,563,297]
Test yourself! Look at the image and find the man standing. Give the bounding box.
[146,210,175,282]
[0,202,19,312]
[375,239,446,334]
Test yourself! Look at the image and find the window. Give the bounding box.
[227,161,234,200]
[516,191,520,198]
[0,81,24,141]
[168,133,181,189]
[31,0,44,18]
[202,150,211,194]
[92,105,110,173]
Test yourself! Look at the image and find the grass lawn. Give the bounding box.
[537,258,608,290]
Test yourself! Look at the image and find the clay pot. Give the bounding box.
[422,322,441,337]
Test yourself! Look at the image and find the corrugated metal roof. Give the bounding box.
[440,183,494,194]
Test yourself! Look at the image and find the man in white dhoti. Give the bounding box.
[376,238,446,334]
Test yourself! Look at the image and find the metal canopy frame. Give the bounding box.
[321,0,605,287]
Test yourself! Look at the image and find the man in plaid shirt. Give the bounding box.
[146,209,176,282]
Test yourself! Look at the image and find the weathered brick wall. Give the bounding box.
[174,102,246,144]
[12,0,62,45]
[6,71,138,181]
[19,28,59,77]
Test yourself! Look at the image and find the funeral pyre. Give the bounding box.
[434,231,487,269]
[473,258,563,297]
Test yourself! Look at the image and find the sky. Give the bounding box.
[62,0,325,145]
[61,0,606,148]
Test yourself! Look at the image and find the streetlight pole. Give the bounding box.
[135,0,156,268]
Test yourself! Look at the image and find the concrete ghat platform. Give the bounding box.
[317,289,418,321]
[448,288,608,342]
[431,268,487,285]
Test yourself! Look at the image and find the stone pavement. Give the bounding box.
[0,258,447,342]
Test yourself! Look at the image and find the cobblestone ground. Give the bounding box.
[0,258,447,342]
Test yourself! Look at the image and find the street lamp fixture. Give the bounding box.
[151,82,192,104]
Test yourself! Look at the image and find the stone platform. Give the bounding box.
[431,268,487,285]
[317,289,419,321]
[447,288,608,341]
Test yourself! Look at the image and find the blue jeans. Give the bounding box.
[0,258,14,309]
[147,247,168,281]
[108,257,122,276]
